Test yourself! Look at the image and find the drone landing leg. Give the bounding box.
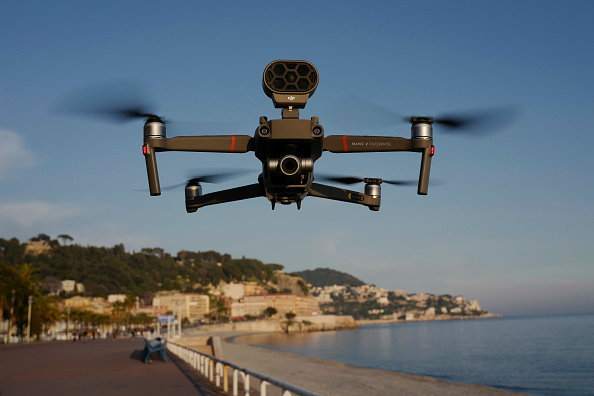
[185,183,264,212]
[308,183,381,211]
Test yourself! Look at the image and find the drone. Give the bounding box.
[65,60,515,212]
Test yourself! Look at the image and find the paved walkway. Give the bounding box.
[0,338,225,396]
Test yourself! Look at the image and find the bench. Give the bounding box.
[143,337,167,364]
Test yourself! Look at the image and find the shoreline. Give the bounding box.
[356,312,503,326]
[183,327,523,396]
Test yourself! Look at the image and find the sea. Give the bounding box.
[233,314,594,396]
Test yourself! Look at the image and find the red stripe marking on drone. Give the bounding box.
[230,135,236,152]
[343,136,348,152]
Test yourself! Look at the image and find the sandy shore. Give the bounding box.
[190,330,524,396]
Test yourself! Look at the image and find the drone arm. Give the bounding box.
[185,183,264,212]
[324,135,434,195]
[149,135,254,153]
[308,183,381,210]
[323,135,415,153]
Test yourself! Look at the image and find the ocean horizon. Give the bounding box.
[233,313,594,396]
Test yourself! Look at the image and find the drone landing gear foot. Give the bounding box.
[271,202,275,210]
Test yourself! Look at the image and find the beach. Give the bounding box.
[0,330,525,396]
[188,330,524,396]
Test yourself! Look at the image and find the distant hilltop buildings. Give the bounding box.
[49,274,486,326]
[23,241,52,256]
[42,278,85,295]
[310,284,487,321]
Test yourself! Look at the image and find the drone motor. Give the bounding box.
[410,117,433,140]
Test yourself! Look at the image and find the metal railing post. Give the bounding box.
[261,380,269,396]
[167,342,319,396]
[224,365,229,393]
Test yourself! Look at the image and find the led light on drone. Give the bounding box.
[262,60,319,109]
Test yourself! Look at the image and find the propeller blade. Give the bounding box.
[55,80,253,135]
[316,174,418,186]
[382,180,418,186]
[316,176,365,185]
[316,173,445,188]
[327,96,519,137]
[160,168,253,191]
[53,80,160,123]
[431,106,521,135]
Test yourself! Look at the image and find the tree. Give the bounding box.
[57,234,73,246]
[131,312,156,330]
[30,234,51,243]
[209,296,229,323]
[123,294,137,327]
[30,295,61,339]
[1,262,39,342]
[264,307,277,318]
[111,301,126,329]
[282,312,297,334]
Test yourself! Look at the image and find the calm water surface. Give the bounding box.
[233,314,594,396]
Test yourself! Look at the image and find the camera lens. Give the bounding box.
[280,155,300,176]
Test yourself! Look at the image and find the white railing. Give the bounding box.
[167,342,321,396]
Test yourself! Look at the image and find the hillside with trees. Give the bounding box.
[1,234,283,303]
[293,268,365,287]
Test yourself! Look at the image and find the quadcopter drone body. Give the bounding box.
[142,60,435,212]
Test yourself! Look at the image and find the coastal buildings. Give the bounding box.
[63,296,111,314]
[152,291,210,323]
[231,293,320,318]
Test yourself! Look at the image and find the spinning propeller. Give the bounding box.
[161,169,252,191]
[53,80,246,134]
[329,97,519,137]
[316,175,417,186]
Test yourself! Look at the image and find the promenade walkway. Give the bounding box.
[0,338,225,396]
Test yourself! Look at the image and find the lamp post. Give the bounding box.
[27,295,33,342]
[178,303,183,338]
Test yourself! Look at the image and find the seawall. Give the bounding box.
[357,312,503,326]
[187,314,358,334]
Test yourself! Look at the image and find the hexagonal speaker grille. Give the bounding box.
[263,60,318,98]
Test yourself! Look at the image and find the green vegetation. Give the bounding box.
[0,261,61,340]
[293,268,365,287]
[1,235,284,303]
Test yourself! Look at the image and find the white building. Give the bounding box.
[62,280,76,293]
[219,282,246,300]
[152,291,209,323]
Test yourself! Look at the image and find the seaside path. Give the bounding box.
[0,338,225,396]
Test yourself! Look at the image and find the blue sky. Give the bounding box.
[1,1,592,315]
